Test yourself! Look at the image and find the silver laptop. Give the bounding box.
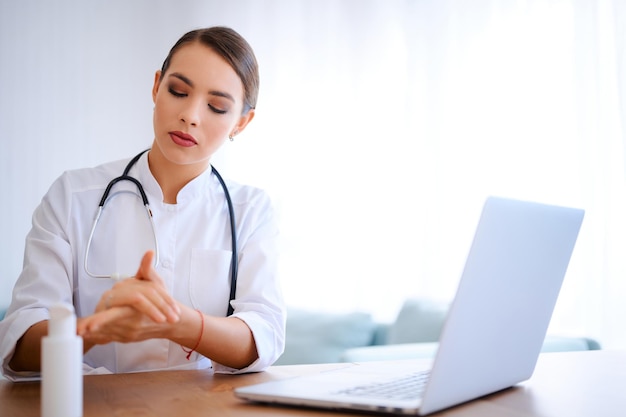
[235,196,585,415]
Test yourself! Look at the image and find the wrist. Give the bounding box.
[180,309,204,360]
[168,305,202,345]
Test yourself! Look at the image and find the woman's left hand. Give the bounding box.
[95,250,180,323]
[77,250,181,342]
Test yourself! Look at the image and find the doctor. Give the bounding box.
[0,26,285,380]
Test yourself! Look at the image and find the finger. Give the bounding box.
[134,251,180,317]
[108,280,179,323]
[135,280,180,321]
[135,250,163,284]
[76,317,90,336]
[77,316,112,345]
[78,307,132,335]
[81,307,168,343]
[95,290,114,313]
[130,287,174,323]
[135,250,153,279]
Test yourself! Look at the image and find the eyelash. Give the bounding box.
[167,87,227,114]
[168,87,186,98]
[209,105,227,115]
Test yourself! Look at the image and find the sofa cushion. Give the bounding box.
[341,336,601,363]
[386,298,448,344]
[542,335,601,352]
[341,342,440,362]
[275,309,377,365]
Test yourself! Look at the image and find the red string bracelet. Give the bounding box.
[181,309,204,360]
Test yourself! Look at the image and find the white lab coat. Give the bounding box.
[0,152,286,380]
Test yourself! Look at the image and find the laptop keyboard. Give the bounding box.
[334,370,430,401]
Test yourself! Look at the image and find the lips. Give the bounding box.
[169,131,198,147]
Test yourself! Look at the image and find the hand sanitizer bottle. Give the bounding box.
[42,303,83,417]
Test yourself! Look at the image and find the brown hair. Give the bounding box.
[160,27,259,114]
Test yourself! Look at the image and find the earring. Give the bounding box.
[229,134,235,142]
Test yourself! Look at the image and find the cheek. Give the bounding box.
[153,97,175,126]
[201,115,234,138]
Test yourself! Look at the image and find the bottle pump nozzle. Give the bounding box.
[48,303,76,337]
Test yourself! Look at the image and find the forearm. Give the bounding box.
[8,321,47,372]
[9,319,99,372]
[171,306,258,369]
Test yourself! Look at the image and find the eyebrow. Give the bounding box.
[169,72,235,103]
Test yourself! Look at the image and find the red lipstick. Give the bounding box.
[169,131,197,147]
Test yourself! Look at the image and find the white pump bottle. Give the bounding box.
[41,302,83,417]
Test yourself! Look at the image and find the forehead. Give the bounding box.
[165,42,244,99]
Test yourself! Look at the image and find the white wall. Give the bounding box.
[1,0,625,348]
[0,0,263,306]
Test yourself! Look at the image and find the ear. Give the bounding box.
[231,109,255,138]
[152,70,162,104]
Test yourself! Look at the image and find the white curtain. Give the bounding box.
[1,0,624,348]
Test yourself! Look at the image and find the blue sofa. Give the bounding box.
[275,298,601,365]
[0,300,600,367]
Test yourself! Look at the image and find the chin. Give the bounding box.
[156,137,217,165]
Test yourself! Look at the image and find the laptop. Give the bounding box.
[235,196,585,415]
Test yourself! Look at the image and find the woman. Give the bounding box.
[0,27,285,380]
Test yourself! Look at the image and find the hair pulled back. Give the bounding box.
[160,27,259,114]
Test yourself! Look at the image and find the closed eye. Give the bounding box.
[167,82,227,114]
[209,104,227,114]
[168,87,186,98]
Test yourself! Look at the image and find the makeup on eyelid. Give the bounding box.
[168,85,229,114]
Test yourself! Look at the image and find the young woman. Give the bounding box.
[0,27,285,380]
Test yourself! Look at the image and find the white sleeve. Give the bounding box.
[0,173,75,379]
[212,190,286,374]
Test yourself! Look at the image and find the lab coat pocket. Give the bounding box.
[189,249,232,314]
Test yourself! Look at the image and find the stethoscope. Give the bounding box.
[84,149,238,316]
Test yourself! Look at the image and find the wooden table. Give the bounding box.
[1,350,625,417]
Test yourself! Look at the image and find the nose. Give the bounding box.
[179,100,202,127]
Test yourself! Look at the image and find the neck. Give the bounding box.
[147,148,210,204]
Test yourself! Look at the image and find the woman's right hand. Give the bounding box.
[78,305,178,345]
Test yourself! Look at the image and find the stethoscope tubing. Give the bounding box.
[84,149,238,316]
[211,166,238,316]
